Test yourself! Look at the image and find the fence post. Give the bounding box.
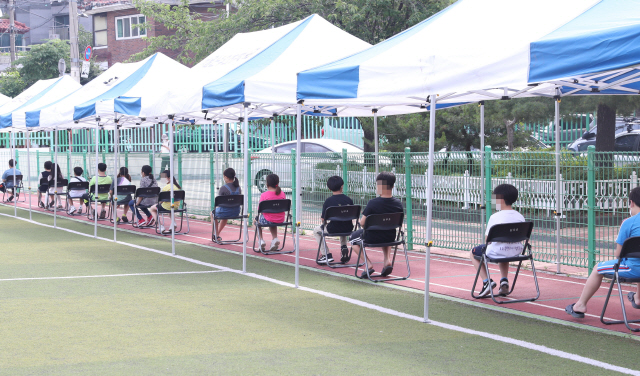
[247,149,252,223]
[124,150,129,169]
[210,150,215,213]
[178,151,183,187]
[292,148,296,227]
[587,145,596,274]
[342,148,348,195]
[66,149,71,180]
[197,125,202,153]
[36,150,40,178]
[484,145,492,224]
[101,151,105,164]
[82,152,87,179]
[15,148,19,170]
[149,150,154,170]
[405,147,413,250]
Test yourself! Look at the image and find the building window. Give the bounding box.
[115,14,146,40]
[93,14,107,47]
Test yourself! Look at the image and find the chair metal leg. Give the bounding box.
[213,216,243,245]
[487,257,540,304]
[600,273,640,331]
[259,224,294,255]
[318,234,365,269]
[358,240,410,283]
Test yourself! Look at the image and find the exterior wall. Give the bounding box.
[15,1,92,46]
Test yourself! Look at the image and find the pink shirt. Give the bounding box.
[259,190,287,223]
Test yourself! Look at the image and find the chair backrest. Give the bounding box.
[215,194,244,208]
[89,184,112,195]
[135,187,161,199]
[68,181,89,191]
[324,205,361,223]
[48,178,68,188]
[115,184,136,195]
[486,222,534,243]
[158,190,185,202]
[620,236,640,259]
[257,199,291,214]
[39,177,48,186]
[6,174,23,183]
[363,212,404,232]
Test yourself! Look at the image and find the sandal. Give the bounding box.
[380,265,394,277]
[565,303,585,318]
[359,268,375,279]
[216,236,222,242]
[627,292,640,309]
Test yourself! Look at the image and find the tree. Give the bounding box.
[0,68,26,97]
[129,0,447,65]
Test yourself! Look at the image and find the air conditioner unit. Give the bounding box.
[49,33,60,39]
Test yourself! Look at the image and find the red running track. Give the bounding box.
[4,194,640,337]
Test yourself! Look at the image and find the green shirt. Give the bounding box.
[89,175,113,201]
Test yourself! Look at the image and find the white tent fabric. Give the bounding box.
[22,53,188,130]
[0,93,11,109]
[0,76,81,131]
[297,0,640,106]
[169,14,423,120]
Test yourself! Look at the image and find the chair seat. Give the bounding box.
[256,221,292,228]
[610,276,640,283]
[322,232,353,237]
[158,207,186,214]
[362,240,403,248]
[486,255,532,263]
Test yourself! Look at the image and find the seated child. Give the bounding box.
[37,161,52,208]
[566,187,640,318]
[149,170,183,234]
[82,163,113,219]
[110,167,133,223]
[67,167,87,215]
[350,172,404,278]
[128,165,158,227]
[47,163,64,209]
[314,175,354,264]
[256,174,286,252]
[470,184,525,297]
[211,168,242,242]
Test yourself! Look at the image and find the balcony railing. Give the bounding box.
[49,26,70,41]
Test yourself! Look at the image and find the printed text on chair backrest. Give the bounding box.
[486,222,533,244]
[325,205,361,222]
[116,185,137,195]
[258,199,291,214]
[158,190,185,202]
[215,194,243,208]
[135,187,161,199]
[364,212,404,231]
[68,181,89,191]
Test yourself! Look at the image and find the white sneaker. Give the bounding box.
[270,238,281,252]
[68,206,76,215]
[260,239,266,252]
[159,225,166,233]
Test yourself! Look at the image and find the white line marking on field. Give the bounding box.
[1,212,638,375]
[0,270,225,282]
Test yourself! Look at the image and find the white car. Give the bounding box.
[251,139,378,192]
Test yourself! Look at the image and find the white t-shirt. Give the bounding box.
[485,209,526,258]
[68,176,87,198]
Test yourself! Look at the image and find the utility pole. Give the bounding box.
[8,0,15,62]
[69,0,80,82]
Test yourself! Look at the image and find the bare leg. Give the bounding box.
[382,246,391,267]
[216,219,228,236]
[573,271,605,313]
[499,262,509,280]
[471,251,488,281]
[352,244,373,267]
[269,226,278,239]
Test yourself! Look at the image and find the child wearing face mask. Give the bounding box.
[470,184,525,298]
[149,170,183,234]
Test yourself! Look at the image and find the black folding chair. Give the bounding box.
[354,212,410,283]
[109,185,137,224]
[600,236,640,332]
[155,190,190,235]
[47,179,68,211]
[471,221,540,304]
[66,181,89,216]
[212,194,247,244]
[252,199,294,255]
[316,205,365,269]
[87,184,112,220]
[2,174,23,202]
[131,187,160,228]
[37,177,49,208]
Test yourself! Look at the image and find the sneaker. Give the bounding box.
[7,195,13,202]
[260,239,266,252]
[99,210,106,219]
[478,279,496,298]
[159,225,166,233]
[270,238,281,252]
[147,217,155,227]
[340,245,350,263]
[318,253,334,264]
[499,279,509,296]
[68,206,76,215]
[38,201,45,209]
[137,218,147,227]
[121,216,129,223]
[116,217,121,224]
[77,207,83,215]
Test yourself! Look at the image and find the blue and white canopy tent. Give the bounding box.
[297,0,640,321]
[0,76,81,220]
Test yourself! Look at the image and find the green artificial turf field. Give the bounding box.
[0,206,639,375]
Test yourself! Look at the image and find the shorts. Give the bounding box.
[472,244,487,258]
[596,259,640,279]
[257,214,280,226]
[115,195,132,206]
[349,229,364,246]
[214,206,240,219]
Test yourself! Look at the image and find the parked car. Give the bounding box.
[568,118,640,153]
[533,113,594,145]
[251,139,378,192]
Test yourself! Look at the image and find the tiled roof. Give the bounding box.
[0,19,30,34]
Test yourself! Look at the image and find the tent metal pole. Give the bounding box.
[373,109,379,176]
[53,127,58,227]
[480,102,485,238]
[554,95,561,274]
[11,131,16,217]
[424,96,437,323]
[26,129,32,221]
[94,122,99,238]
[295,102,302,288]
[113,117,119,242]
[242,105,249,273]
[169,119,176,256]
[271,118,275,171]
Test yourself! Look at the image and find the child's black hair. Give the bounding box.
[493,184,519,206]
[630,187,640,207]
[162,170,182,190]
[44,161,52,170]
[376,171,396,189]
[266,174,281,195]
[223,168,239,188]
[326,176,344,192]
[74,167,83,176]
[98,163,107,173]
[8,159,14,168]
